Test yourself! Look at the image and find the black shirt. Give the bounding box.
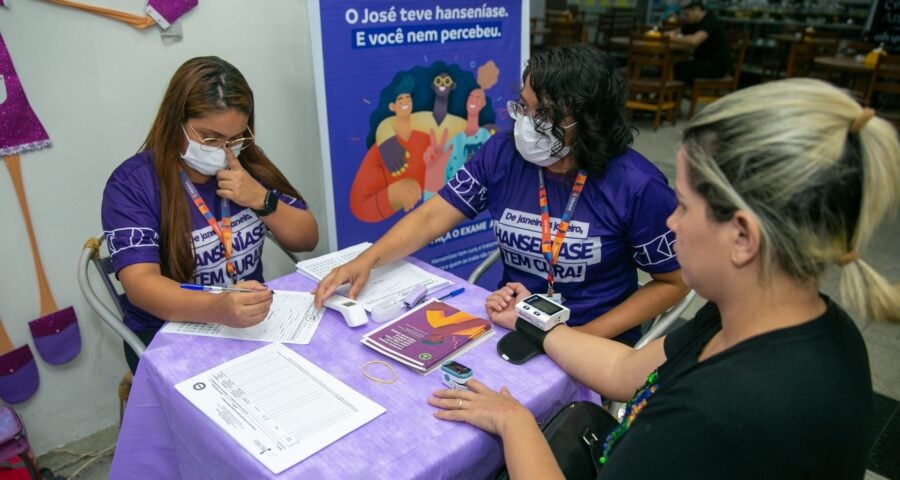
[598,297,874,479]
[681,12,732,71]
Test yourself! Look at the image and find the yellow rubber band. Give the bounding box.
[362,360,398,384]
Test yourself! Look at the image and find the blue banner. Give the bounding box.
[310,0,524,285]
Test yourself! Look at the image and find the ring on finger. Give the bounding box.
[457,399,463,409]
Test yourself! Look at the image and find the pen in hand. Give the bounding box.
[179,283,264,294]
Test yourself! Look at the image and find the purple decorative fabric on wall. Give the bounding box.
[0,345,39,404]
[28,306,81,365]
[0,31,51,156]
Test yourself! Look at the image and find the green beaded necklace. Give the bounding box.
[598,369,659,465]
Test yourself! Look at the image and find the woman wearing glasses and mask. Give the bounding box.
[429,78,898,479]
[102,56,318,372]
[315,45,687,344]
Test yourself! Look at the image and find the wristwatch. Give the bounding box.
[253,190,278,217]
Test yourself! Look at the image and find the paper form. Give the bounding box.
[161,291,324,344]
[295,242,453,311]
[176,343,385,474]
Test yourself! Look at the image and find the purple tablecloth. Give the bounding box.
[110,261,581,479]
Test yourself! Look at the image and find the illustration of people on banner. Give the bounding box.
[350,60,499,223]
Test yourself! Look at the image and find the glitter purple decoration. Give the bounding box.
[146,0,198,30]
[0,31,51,156]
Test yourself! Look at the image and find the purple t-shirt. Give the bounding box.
[101,151,307,332]
[438,135,679,335]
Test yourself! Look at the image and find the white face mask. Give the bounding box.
[511,112,576,167]
[180,127,243,177]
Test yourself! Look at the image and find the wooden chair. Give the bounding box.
[624,34,685,130]
[865,54,900,128]
[785,41,814,78]
[689,30,749,117]
[593,8,638,54]
[544,9,586,47]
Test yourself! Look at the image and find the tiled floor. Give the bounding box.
[32,109,900,480]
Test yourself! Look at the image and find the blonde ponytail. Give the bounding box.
[683,78,900,323]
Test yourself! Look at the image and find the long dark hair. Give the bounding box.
[524,45,634,178]
[142,56,302,282]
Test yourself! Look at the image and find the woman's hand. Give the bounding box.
[485,282,532,330]
[313,257,375,308]
[216,147,268,209]
[428,379,534,436]
[213,280,273,328]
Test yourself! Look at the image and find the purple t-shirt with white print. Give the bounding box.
[101,150,307,332]
[438,135,678,339]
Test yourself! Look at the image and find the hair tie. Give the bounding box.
[362,360,397,384]
[836,251,860,267]
[850,108,875,134]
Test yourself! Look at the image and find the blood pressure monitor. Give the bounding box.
[515,294,570,332]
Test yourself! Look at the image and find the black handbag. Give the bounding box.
[496,401,619,480]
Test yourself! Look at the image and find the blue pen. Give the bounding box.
[437,287,465,301]
[180,283,259,293]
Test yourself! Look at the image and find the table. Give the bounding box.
[814,55,877,98]
[814,55,874,74]
[610,35,695,52]
[109,259,582,479]
[768,33,839,46]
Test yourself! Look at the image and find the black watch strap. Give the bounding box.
[253,190,278,217]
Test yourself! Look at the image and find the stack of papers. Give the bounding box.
[295,242,453,311]
[176,343,385,474]
[161,291,323,344]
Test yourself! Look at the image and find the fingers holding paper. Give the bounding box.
[215,280,273,328]
[429,379,532,436]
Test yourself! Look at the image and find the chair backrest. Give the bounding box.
[727,30,750,85]
[866,54,900,107]
[77,230,300,360]
[626,33,676,84]
[544,9,585,47]
[785,41,814,78]
[593,9,637,49]
[78,235,147,358]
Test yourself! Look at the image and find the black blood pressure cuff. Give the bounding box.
[496,318,552,365]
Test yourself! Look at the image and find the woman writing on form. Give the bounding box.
[315,45,688,344]
[102,57,318,372]
[430,79,899,478]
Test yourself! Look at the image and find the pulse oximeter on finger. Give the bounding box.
[440,360,472,389]
[515,294,570,332]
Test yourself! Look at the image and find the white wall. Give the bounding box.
[0,0,327,453]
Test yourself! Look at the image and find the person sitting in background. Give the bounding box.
[316,45,688,345]
[430,78,899,478]
[668,1,732,85]
[102,56,318,372]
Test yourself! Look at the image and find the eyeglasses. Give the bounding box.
[433,76,454,88]
[507,100,537,120]
[187,123,255,152]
